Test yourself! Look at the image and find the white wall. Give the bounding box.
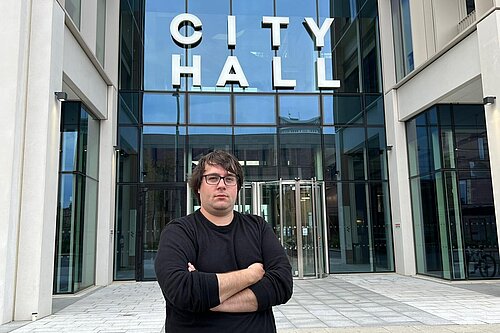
[397,32,481,120]
[14,0,65,320]
[477,9,500,259]
[0,0,32,325]
[378,0,416,276]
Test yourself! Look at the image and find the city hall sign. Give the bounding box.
[170,13,341,89]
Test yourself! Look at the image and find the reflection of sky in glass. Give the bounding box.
[323,95,335,125]
[143,126,186,135]
[189,94,230,124]
[143,93,185,123]
[62,132,77,171]
[279,95,319,122]
[144,0,184,90]
[235,95,275,124]
[276,0,316,92]
[232,0,274,92]
[188,127,232,135]
[234,127,276,135]
[187,1,230,90]
[61,174,74,209]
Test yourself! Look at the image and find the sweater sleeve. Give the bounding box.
[154,220,220,312]
[249,219,293,311]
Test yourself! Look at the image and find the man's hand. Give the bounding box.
[246,263,264,284]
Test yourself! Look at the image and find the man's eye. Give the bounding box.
[226,177,236,183]
[207,176,219,182]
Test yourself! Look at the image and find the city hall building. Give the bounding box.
[1,0,500,324]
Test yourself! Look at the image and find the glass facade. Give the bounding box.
[117,0,393,280]
[407,105,499,280]
[54,102,100,293]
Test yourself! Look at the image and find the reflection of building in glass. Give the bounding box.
[2,0,500,325]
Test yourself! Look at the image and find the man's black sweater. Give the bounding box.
[154,209,293,333]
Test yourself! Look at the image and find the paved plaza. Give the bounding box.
[2,274,500,332]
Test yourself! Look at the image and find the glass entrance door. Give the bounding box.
[242,179,328,278]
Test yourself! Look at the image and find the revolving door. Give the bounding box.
[238,179,328,279]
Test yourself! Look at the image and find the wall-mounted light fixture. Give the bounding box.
[55,91,68,101]
[483,96,496,105]
[386,145,393,151]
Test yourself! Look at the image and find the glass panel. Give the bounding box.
[66,0,81,28]
[78,177,98,290]
[365,94,384,125]
[367,127,387,180]
[338,127,366,181]
[331,182,371,273]
[234,95,275,124]
[188,127,232,175]
[232,0,274,92]
[119,92,140,125]
[144,0,184,90]
[143,92,185,124]
[54,174,77,293]
[142,126,186,182]
[323,127,337,181]
[282,183,299,277]
[299,184,318,277]
[455,128,490,171]
[120,0,143,90]
[279,95,319,124]
[115,185,138,280]
[333,20,360,92]
[189,94,230,124]
[370,182,393,271]
[279,128,322,180]
[323,95,363,125]
[96,0,106,65]
[275,0,317,92]
[187,0,230,91]
[359,12,381,92]
[234,127,277,181]
[55,103,99,294]
[118,127,140,182]
[142,187,186,279]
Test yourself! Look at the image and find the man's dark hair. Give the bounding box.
[189,150,244,201]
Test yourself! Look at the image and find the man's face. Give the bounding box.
[198,164,239,217]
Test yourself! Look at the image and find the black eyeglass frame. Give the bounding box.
[202,174,239,186]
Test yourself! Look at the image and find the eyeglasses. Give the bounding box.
[202,174,238,186]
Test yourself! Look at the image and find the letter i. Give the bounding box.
[228,15,236,48]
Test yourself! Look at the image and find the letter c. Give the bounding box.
[170,13,202,46]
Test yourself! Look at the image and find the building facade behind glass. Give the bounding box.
[116,0,394,281]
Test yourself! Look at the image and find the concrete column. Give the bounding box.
[378,0,416,275]
[95,86,118,286]
[0,0,32,324]
[14,0,65,321]
[384,90,416,275]
[477,9,500,259]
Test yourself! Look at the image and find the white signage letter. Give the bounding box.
[272,57,296,88]
[262,16,289,48]
[170,13,202,46]
[172,54,201,87]
[316,58,340,89]
[228,15,236,47]
[217,56,249,87]
[304,17,334,48]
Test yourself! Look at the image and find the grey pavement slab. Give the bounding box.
[1,274,500,332]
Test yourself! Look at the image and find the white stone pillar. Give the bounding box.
[477,9,500,259]
[378,0,416,275]
[14,0,65,321]
[0,0,32,324]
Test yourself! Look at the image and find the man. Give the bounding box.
[155,150,293,333]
